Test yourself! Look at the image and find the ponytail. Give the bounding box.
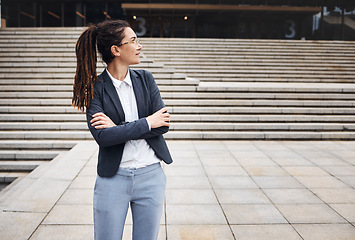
[72,20,130,112]
[72,25,98,112]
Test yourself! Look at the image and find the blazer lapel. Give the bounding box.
[130,69,147,118]
[101,69,125,122]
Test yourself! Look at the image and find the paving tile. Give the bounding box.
[196,150,234,159]
[78,166,97,177]
[321,165,355,176]
[214,189,271,204]
[270,156,313,166]
[57,189,93,205]
[170,150,199,159]
[43,205,93,225]
[86,156,98,167]
[283,166,330,176]
[295,176,349,189]
[293,223,355,240]
[164,166,206,177]
[122,225,166,240]
[166,140,195,151]
[204,166,248,176]
[330,204,355,223]
[277,204,346,224]
[311,188,355,204]
[337,176,355,188]
[69,176,96,189]
[194,141,229,151]
[231,224,302,240]
[252,176,304,189]
[253,141,287,150]
[245,166,289,176]
[230,150,266,159]
[263,189,322,204]
[199,156,239,166]
[166,176,211,189]
[0,211,46,240]
[4,178,71,212]
[236,157,277,166]
[165,189,218,205]
[290,150,347,166]
[209,176,258,189]
[31,225,94,240]
[223,141,254,150]
[167,225,235,240]
[168,155,202,167]
[166,205,226,225]
[222,204,287,224]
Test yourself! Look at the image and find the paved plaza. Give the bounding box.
[1,140,355,240]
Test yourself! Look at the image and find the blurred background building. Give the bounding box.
[1,0,355,39]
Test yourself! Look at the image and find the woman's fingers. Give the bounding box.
[91,112,116,129]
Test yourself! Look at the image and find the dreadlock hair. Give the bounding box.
[72,20,130,112]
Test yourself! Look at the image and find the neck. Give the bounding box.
[107,62,128,81]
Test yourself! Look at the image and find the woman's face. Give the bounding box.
[118,27,142,66]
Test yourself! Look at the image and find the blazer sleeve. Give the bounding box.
[86,81,151,147]
[135,70,169,139]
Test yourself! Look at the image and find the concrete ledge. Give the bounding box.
[0,141,97,215]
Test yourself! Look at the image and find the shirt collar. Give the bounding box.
[106,68,132,89]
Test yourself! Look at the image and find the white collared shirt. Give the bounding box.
[106,69,160,169]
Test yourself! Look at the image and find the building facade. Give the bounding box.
[1,0,355,40]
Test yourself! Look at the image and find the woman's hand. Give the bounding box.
[91,112,116,129]
[146,107,170,129]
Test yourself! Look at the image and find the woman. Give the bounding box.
[72,19,173,240]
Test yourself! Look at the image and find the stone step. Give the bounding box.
[0,161,45,172]
[172,65,355,71]
[1,106,354,114]
[144,52,355,59]
[162,92,355,100]
[1,114,355,123]
[165,61,355,69]
[164,131,355,140]
[1,67,353,78]
[0,78,197,86]
[0,131,92,140]
[0,130,355,141]
[170,123,355,131]
[0,122,354,132]
[169,114,355,123]
[196,82,355,93]
[142,50,355,57]
[0,140,77,150]
[0,172,28,183]
[0,73,189,80]
[0,86,198,94]
[140,38,355,45]
[191,78,355,84]
[0,114,85,122]
[1,36,353,46]
[0,61,160,68]
[1,45,355,55]
[147,54,355,61]
[155,57,355,64]
[0,67,176,74]
[0,150,61,160]
[1,99,353,107]
[0,122,87,131]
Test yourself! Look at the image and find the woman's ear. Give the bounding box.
[111,45,120,57]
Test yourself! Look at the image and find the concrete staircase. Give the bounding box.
[142,38,355,140]
[0,28,355,189]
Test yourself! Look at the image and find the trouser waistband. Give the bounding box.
[116,162,161,176]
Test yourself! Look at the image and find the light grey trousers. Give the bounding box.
[93,163,166,240]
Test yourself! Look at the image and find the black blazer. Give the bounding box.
[86,69,173,177]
